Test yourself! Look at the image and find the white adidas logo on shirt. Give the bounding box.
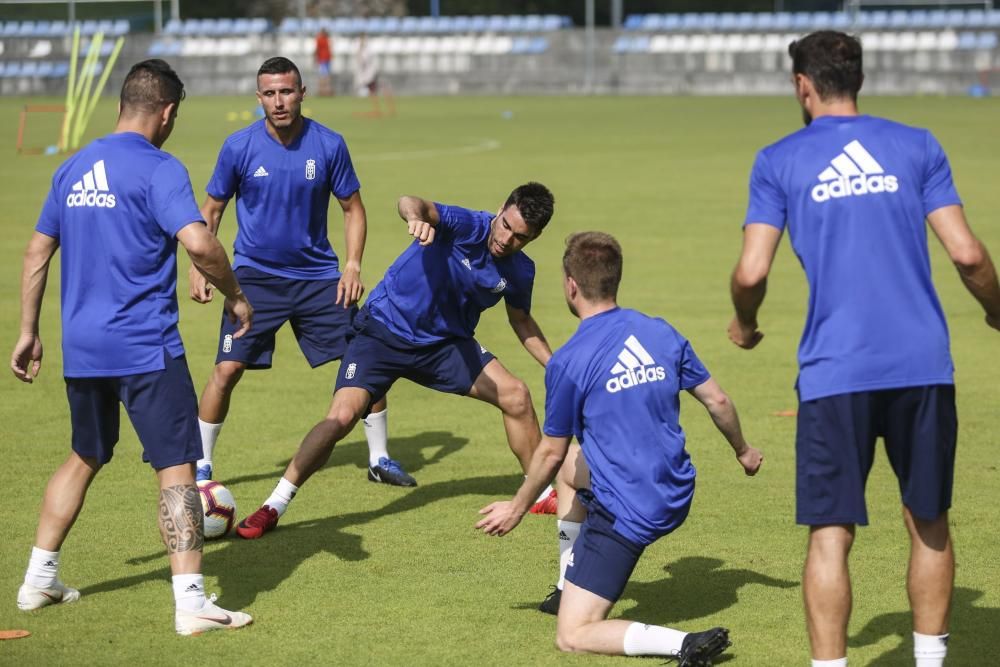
[253,166,269,178]
[65,159,117,208]
[606,335,666,394]
[811,140,899,203]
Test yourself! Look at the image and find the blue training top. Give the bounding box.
[365,203,535,344]
[543,307,711,546]
[206,118,360,280]
[744,114,961,401]
[35,132,202,377]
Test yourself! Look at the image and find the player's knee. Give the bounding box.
[555,628,582,653]
[212,362,245,391]
[499,379,533,417]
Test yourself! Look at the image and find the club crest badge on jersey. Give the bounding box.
[305,159,316,180]
[492,278,507,293]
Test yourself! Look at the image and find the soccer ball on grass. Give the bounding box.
[196,480,236,539]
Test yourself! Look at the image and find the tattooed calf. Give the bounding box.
[159,484,204,553]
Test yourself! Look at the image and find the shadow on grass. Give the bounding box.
[221,430,469,486]
[82,472,522,610]
[850,586,996,665]
[617,556,799,626]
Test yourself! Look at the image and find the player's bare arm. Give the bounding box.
[337,190,367,307]
[506,303,552,366]
[397,195,440,246]
[188,195,229,303]
[477,434,571,536]
[927,204,1000,331]
[729,222,783,349]
[11,231,59,383]
[177,222,253,339]
[689,378,763,476]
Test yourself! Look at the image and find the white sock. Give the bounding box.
[25,547,60,588]
[556,520,581,589]
[623,622,686,656]
[172,573,207,612]
[914,632,948,666]
[811,659,847,667]
[264,477,299,517]
[363,409,389,465]
[196,419,223,468]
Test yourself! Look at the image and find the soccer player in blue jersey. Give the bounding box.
[188,57,409,487]
[729,31,1000,667]
[236,183,556,538]
[477,232,763,664]
[11,60,254,635]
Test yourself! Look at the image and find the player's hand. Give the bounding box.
[987,312,1000,332]
[475,500,525,537]
[224,293,253,339]
[728,316,764,349]
[189,265,215,304]
[407,219,436,246]
[337,262,364,307]
[11,333,42,383]
[736,445,763,476]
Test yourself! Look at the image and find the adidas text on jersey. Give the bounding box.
[811,140,898,204]
[606,335,666,393]
[66,160,117,208]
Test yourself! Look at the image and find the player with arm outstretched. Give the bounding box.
[477,232,762,663]
[236,182,558,539]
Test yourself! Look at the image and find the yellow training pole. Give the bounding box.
[77,36,125,144]
[70,32,104,149]
[59,26,81,152]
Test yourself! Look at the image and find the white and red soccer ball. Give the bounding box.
[196,480,236,539]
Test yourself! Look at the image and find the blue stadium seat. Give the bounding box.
[18,21,36,36]
[956,32,978,49]
[717,13,737,31]
[469,16,488,32]
[0,22,16,37]
[21,61,39,76]
[927,10,948,28]
[541,15,563,31]
[791,12,812,30]
[623,15,642,31]
[523,15,542,32]
[507,15,526,32]
[112,19,129,35]
[232,18,250,33]
[640,15,663,32]
[772,13,793,30]
[812,12,834,29]
[966,10,986,28]
[978,32,998,49]
[945,10,966,28]
[31,21,51,37]
[416,16,436,33]
[248,18,269,33]
[97,19,114,34]
[52,61,69,77]
[280,18,300,34]
[487,15,506,32]
[36,61,54,77]
[4,62,20,77]
[734,13,754,31]
[164,19,182,34]
[450,15,469,32]
[830,12,850,29]
[47,20,68,36]
[215,18,235,35]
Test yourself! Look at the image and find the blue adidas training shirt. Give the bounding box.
[544,307,711,546]
[206,118,360,280]
[35,132,202,377]
[365,203,535,344]
[745,115,961,401]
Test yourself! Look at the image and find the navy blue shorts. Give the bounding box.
[564,489,645,603]
[216,266,356,369]
[335,307,495,404]
[796,385,957,525]
[65,352,201,470]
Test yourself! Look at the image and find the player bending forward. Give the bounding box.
[478,232,762,665]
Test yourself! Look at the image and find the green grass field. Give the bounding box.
[1,93,998,666]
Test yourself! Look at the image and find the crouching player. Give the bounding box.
[477,232,763,664]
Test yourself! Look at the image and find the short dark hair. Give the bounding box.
[257,56,301,87]
[788,31,864,101]
[504,182,554,235]
[563,232,622,302]
[119,59,185,115]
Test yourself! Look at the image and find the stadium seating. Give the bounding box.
[622,9,1000,32]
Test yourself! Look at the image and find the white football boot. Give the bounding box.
[17,580,80,610]
[175,594,253,636]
